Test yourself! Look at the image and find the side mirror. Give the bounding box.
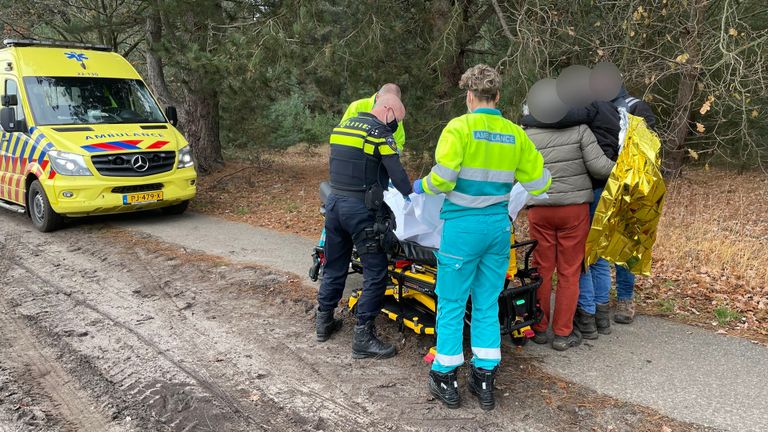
[1,94,18,107]
[0,107,17,131]
[165,106,178,127]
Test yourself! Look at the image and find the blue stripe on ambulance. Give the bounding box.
[28,133,46,162]
[38,143,54,165]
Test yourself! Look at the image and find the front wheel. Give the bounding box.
[160,200,190,216]
[511,335,529,346]
[28,180,64,232]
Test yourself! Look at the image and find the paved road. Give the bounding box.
[116,212,768,432]
[115,212,318,283]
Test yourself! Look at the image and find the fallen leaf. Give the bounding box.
[687,148,700,160]
[695,122,705,133]
[752,109,759,119]
[675,52,690,63]
[728,27,738,37]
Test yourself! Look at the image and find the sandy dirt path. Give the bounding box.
[0,211,711,431]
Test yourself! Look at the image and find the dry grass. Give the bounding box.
[193,148,768,342]
[191,145,329,238]
[636,167,768,341]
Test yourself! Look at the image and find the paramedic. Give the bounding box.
[315,94,413,360]
[412,65,550,410]
[341,83,406,152]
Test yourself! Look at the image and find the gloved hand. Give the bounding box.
[413,179,425,194]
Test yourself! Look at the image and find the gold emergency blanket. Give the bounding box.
[585,114,666,275]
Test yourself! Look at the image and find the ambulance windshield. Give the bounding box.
[23,77,166,126]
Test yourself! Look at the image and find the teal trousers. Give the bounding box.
[431,213,511,373]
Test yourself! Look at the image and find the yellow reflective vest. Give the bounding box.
[422,108,550,219]
[341,93,406,152]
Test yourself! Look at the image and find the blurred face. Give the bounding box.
[590,62,623,101]
[556,64,593,107]
[527,78,568,123]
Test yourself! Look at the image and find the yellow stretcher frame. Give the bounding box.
[346,234,540,361]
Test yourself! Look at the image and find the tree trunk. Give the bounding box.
[179,1,225,174]
[664,0,707,178]
[432,1,494,120]
[145,3,176,108]
[184,83,223,174]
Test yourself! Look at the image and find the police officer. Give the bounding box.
[340,84,406,153]
[316,94,412,359]
[413,65,550,410]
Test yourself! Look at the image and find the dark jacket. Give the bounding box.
[328,112,412,197]
[626,97,656,130]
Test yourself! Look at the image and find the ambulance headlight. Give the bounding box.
[177,146,194,168]
[48,150,93,176]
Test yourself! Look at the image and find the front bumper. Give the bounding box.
[45,167,197,216]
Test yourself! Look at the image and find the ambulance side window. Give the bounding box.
[3,79,26,124]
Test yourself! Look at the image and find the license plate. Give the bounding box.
[123,191,163,205]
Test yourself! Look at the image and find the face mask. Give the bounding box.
[387,119,399,133]
[386,108,399,132]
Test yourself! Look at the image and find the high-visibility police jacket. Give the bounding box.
[341,93,406,153]
[329,112,412,197]
[421,108,551,219]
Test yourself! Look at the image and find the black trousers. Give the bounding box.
[317,194,389,324]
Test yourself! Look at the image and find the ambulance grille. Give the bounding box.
[112,183,163,194]
[91,151,175,177]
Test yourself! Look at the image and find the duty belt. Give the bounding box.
[330,187,366,201]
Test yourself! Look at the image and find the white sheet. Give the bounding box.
[385,184,541,249]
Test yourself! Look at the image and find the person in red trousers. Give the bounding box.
[521,119,615,351]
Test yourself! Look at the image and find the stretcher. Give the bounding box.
[309,182,542,361]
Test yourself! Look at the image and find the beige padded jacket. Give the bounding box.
[524,124,615,206]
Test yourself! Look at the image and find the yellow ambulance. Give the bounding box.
[0,39,196,231]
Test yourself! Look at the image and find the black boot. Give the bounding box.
[428,370,461,409]
[532,329,549,345]
[552,330,583,351]
[574,307,598,340]
[595,303,612,335]
[316,308,342,342]
[351,321,396,359]
[468,364,497,411]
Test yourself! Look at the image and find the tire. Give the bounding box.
[160,200,190,216]
[28,180,64,232]
[511,335,529,346]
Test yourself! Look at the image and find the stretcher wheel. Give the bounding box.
[511,335,528,346]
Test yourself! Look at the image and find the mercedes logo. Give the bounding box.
[131,155,150,172]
